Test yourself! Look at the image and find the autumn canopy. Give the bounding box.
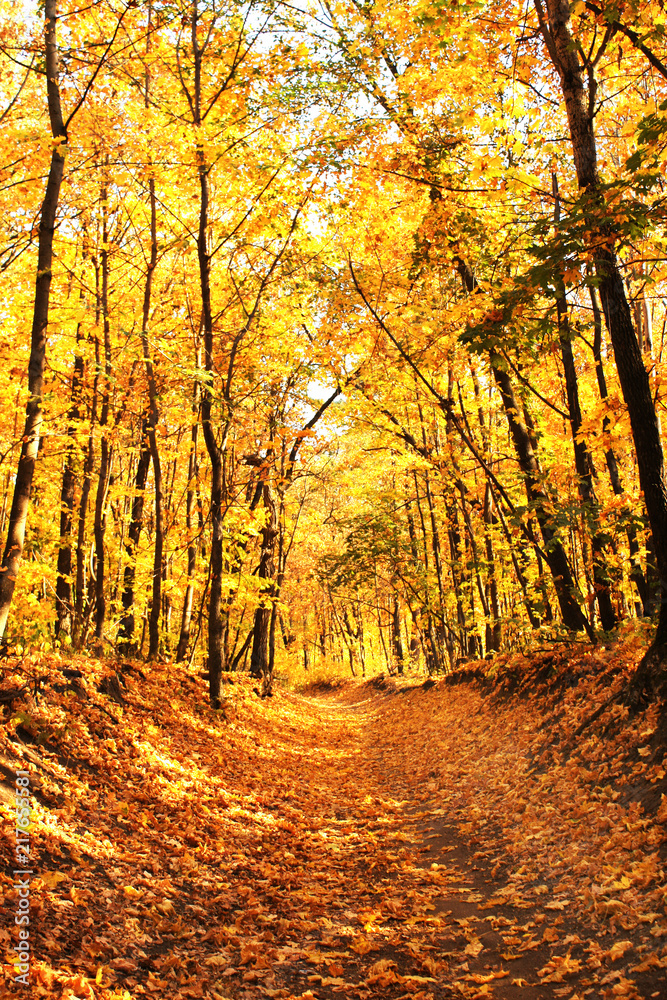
[1,0,667,695]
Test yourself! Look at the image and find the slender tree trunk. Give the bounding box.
[419,451,450,644]
[355,598,366,676]
[374,564,391,671]
[249,476,278,686]
[411,469,443,671]
[93,183,113,643]
[491,357,593,637]
[189,3,226,707]
[469,365,502,649]
[483,484,502,650]
[176,379,200,661]
[74,399,96,647]
[391,592,404,673]
[56,320,84,638]
[141,175,164,660]
[444,488,467,650]
[0,0,67,640]
[138,10,164,661]
[267,494,287,678]
[117,423,151,654]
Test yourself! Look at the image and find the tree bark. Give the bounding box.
[392,592,405,673]
[552,174,616,632]
[117,423,151,654]
[141,175,164,660]
[93,182,113,643]
[249,475,278,683]
[491,357,593,637]
[176,378,201,662]
[0,0,67,641]
[187,0,227,707]
[540,0,667,687]
[55,318,84,639]
[589,285,649,614]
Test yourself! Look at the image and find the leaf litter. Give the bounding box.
[0,635,666,999]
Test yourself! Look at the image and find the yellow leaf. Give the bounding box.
[608,940,633,961]
[367,959,396,974]
[349,937,374,955]
[41,871,67,889]
[205,955,229,967]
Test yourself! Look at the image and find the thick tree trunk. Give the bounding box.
[541,0,667,688]
[0,0,66,641]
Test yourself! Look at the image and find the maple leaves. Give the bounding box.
[1,634,667,998]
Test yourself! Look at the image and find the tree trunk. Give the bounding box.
[589,285,649,615]
[469,364,502,650]
[483,484,502,651]
[491,357,593,637]
[118,424,151,654]
[0,0,66,641]
[250,476,278,685]
[93,183,113,644]
[540,0,667,687]
[176,379,201,662]
[55,320,84,639]
[74,402,96,647]
[392,592,404,673]
[552,175,615,632]
[141,175,164,661]
[410,469,443,671]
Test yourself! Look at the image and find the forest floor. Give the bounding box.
[1,630,667,1000]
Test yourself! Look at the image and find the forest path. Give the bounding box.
[264,682,564,1000]
[3,659,665,1000]
[265,677,665,1000]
